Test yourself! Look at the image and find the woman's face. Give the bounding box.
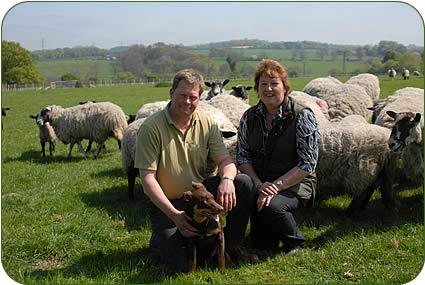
[257,73,285,109]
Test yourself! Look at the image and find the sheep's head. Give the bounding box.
[36,106,54,126]
[387,111,423,153]
[231,85,252,100]
[2,107,10,117]
[205,79,230,100]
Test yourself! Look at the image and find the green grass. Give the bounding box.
[1,77,424,284]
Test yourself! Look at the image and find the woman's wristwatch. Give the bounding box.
[273,179,284,191]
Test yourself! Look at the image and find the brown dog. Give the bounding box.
[183,181,226,272]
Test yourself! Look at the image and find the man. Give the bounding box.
[135,69,258,272]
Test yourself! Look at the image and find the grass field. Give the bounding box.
[1,76,424,284]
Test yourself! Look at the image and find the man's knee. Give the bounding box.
[234,173,256,197]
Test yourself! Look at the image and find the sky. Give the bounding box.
[1,0,424,51]
[1,1,424,51]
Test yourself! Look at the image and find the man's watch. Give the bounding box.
[273,179,283,190]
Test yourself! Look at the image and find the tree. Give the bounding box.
[226,52,240,74]
[2,41,44,84]
[61,73,79,81]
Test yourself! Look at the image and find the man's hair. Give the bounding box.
[254,59,291,95]
[171,69,205,96]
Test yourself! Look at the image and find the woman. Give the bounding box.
[236,59,320,255]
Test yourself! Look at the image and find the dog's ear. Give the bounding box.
[183,191,192,201]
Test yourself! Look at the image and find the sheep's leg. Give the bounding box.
[117,140,122,150]
[76,142,88,159]
[128,167,138,200]
[85,140,93,153]
[49,142,54,157]
[67,143,75,160]
[93,142,105,159]
[41,141,46,157]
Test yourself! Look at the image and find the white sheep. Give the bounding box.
[36,102,128,159]
[317,115,397,212]
[345,73,380,101]
[305,83,373,122]
[374,88,424,129]
[413,71,420,76]
[207,94,251,128]
[289,91,331,128]
[121,118,146,200]
[302,76,342,97]
[135,100,169,120]
[30,115,58,157]
[388,68,397,80]
[401,69,410,80]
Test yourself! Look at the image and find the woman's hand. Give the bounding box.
[171,210,198,237]
[257,181,279,196]
[257,192,275,211]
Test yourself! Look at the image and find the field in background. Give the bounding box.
[1,76,424,284]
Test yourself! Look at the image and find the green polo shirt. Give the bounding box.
[134,104,228,199]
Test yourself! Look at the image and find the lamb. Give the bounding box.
[388,68,397,80]
[35,102,128,159]
[345,73,380,101]
[207,94,251,129]
[200,79,230,100]
[317,115,397,212]
[304,82,373,122]
[413,71,420,76]
[401,69,410,80]
[121,118,146,200]
[302,76,342,97]
[30,115,58,157]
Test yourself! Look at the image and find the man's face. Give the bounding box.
[171,80,200,116]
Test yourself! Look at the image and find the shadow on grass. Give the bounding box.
[30,247,177,283]
[302,191,424,249]
[2,150,87,164]
[80,184,150,232]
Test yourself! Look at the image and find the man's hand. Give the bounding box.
[171,210,198,237]
[217,179,236,212]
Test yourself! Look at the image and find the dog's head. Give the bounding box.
[183,181,224,236]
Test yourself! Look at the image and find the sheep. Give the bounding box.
[345,73,380,101]
[386,111,423,187]
[197,101,237,138]
[388,68,397,80]
[200,79,230,100]
[207,94,251,129]
[304,83,373,122]
[135,100,169,120]
[289,91,331,128]
[374,88,424,129]
[229,85,253,103]
[121,118,146,200]
[317,115,397,212]
[413,71,420,76]
[30,115,58,157]
[1,106,10,130]
[302,76,342,97]
[35,102,128,159]
[401,68,410,80]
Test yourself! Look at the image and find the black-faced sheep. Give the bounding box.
[230,85,252,103]
[30,114,58,157]
[36,102,128,159]
[387,111,423,187]
[201,79,230,100]
[413,71,420,76]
